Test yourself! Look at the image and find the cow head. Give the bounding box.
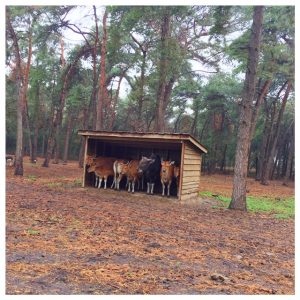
[137,156,155,174]
[86,155,96,166]
[7,159,13,167]
[161,160,175,175]
[120,162,130,175]
[174,166,180,178]
[87,165,96,173]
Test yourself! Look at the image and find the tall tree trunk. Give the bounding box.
[24,101,33,161]
[79,107,89,168]
[283,124,295,186]
[191,101,200,137]
[42,110,56,167]
[220,144,227,173]
[199,117,209,140]
[130,34,147,130]
[15,78,24,175]
[32,81,40,162]
[7,18,32,175]
[10,31,24,174]
[249,79,272,139]
[154,10,171,132]
[137,50,146,129]
[229,6,264,211]
[283,126,294,186]
[53,110,62,164]
[33,125,39,161]
[108,74,124,130]
[96,9,108,131]
[53,37,68,164]
[42,44,89,167]
[91,5,99,130]
[62,113,73,163]
[260,82,292,185]
[41,128,46,157]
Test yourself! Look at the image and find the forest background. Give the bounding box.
[4,3,295,188]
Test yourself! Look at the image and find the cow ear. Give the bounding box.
[170,161,175,165]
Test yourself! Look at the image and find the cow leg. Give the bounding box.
[95,175,98,188]
[104,177,107,189]
[161,181,165,196]
[151,183,154,194]
[147,182,150,194]
[167,182,171,197]
[142,176,144,190]
[116,176,119,190]
[116,175,119,190]
[98,177,103,189]
[132,180,135,193]
[111,176,116,189]
[119,174,123,190]
[128,181,131,192]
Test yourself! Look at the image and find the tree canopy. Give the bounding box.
[6,5,294,184]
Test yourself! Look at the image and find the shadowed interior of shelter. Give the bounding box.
[85,138,182,197]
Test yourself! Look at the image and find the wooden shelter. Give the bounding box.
[78,130,207,202]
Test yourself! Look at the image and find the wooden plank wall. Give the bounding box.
[180,142,202,201]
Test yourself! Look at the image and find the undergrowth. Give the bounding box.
[199,191,294,219]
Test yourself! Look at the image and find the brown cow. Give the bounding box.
[86,155,116,167]
[160,160,175,197]
[120,160,141,193]
[111,159,129,190]
[86,155,116,187]
[87,161,114,189]
[6,155,15,167]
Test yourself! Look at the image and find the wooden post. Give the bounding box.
[178,141,185,200]
[82,136,88,187]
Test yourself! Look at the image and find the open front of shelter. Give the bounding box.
[78,131,207,202]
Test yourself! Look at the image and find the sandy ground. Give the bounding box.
[6,159,295,294]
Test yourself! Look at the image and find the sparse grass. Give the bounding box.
[199,191,294,219]
[46,182,63,187]
[27,229,40,235]
[26,175,37,182]
[45,179,81,188]
[70,179,82,187]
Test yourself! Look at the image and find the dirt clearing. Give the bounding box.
[6,159,294,294]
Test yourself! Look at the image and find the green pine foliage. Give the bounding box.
[6,5,294,171]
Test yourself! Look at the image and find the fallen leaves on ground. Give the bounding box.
[6,158,295,295]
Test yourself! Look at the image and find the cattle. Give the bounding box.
[87,160,114,189]
[120,160,141,193]
[111,159,129,190]
[174,166,180,197]
[6,155,15,167]
[138,154,161,195]
[86,155,116,167]
[86,155,116,187]
[160,160,175,197]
